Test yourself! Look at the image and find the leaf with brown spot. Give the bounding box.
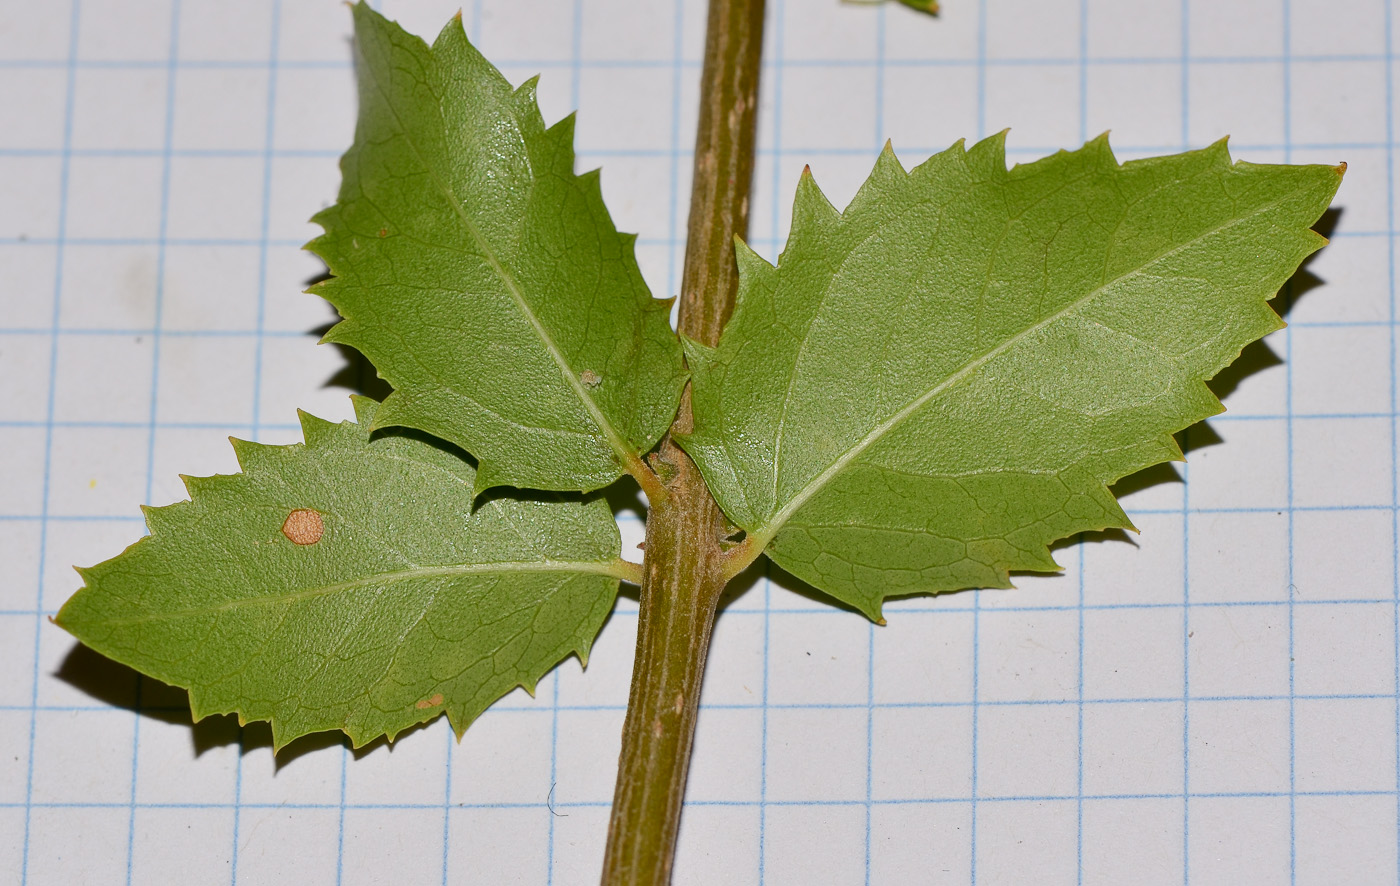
[281,509,324,545]
[56,397,634,750]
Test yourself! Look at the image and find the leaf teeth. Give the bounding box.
[349,395,379,426]
[513,74,541,110]
[578,167,606,201]
[790,170,840,240]
[228,436,272,471]
[679,334,716,369]
[964,130,1008,177]
[296,409,341,446]
[141,501,183,535]
[732,236,775,293]
[317,318,354,347]
[850,143,910,211]
[545,111,578,150]
[180,473,217,498]
[872,141,906,177]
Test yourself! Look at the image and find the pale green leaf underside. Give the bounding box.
[56,398,627,749]
[681,134,1341,620]
[308,3,686,494]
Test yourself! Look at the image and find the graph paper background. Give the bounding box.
[1,0,1395,882]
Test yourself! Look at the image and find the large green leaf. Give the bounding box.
[55,398,632,749]
[681,135,1341,620]
[308,3,686,494]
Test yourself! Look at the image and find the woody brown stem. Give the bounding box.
[599,0,765,882]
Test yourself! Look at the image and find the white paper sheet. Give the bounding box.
[3,0,1395,883]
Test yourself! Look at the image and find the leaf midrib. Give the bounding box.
[361,47,638,471]
[90,559,632,626]
[749,192,1290,551]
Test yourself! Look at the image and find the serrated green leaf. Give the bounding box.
[56,398,632,749]
[681,134,1341,620]
[307,3,686,494]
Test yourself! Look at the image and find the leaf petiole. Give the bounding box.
[610,558,645,586]
[624,451,670,506]
[718,534,763,582]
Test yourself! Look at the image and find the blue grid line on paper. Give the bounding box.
[5,785,1398,812]
[19,0,81,882]
[7,595,1399,628]
[1179,0,1194,860]
[1,220,1395,245]
[1282,4,1299,883]
[757,0,785,879]
[122,0,182,878]
[0,134,1387,157]
[863,8,885,885]
[969,2,987,877]
[665,0,686,304]
[1388,0,1400,879]
[1180,430,1194,885]
[9,321,1400,341]
[7,50,1400,70]
[7,688,1396,716]
[1074,5,1089,881]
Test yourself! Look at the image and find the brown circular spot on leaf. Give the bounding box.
[281,509,324,545]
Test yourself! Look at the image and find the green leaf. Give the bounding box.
[894,0,939,14]
[682,134,1341,620]
[308,3,686,494]
[842,0,939,14]
[55,398,632,749]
